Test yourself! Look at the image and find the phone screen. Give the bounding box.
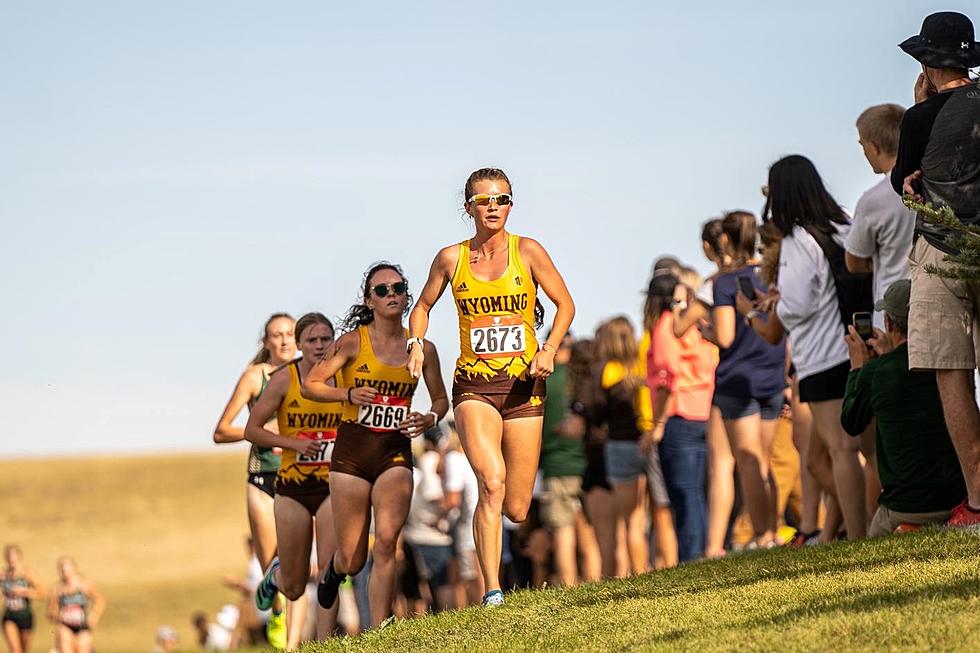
[737,276,756,299]
[853,312,873,341]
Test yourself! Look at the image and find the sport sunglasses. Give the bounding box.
[466,193,513,206]
[372,282,408,298]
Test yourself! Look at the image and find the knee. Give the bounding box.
[480,475,506,507]
[337,548,366,576]
[827,436,860,457]
[503,498,530,523]
[371,535,398,563]
[280,580,306,602]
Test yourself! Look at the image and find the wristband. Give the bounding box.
[745,310,760,325]
[406,337,424,353]
[347,387,353,403]
[426,411,439,426]
[541,342,557,354]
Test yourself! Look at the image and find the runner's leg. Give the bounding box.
[368,467,413,627]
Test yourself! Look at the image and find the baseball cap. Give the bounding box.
[874,279,911,319]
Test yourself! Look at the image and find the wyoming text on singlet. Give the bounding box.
[276,361,342,486]
[340,326,418,432]
[451,233,542,393]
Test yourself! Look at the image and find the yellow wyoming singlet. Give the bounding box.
[276,361,342,487]
[340,326,418,430]
[451,233,540,392]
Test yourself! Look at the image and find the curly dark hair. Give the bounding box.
[340,261,413,333]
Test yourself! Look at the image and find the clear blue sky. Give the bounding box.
[2,1,969,456]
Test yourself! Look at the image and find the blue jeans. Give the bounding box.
[658,416,707,562]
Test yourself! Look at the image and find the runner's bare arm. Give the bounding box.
[302,333,358,403]
[244,372,319,457]
[407,246,457,378]
[47,589,58,622]
[85,581,106,628]
[520,238,575,377]
[398,339,449,436]
[213,365,263,443]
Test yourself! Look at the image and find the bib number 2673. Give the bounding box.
[470,315,525,360]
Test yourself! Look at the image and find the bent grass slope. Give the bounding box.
[304,529,980,653]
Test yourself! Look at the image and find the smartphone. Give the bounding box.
[737,276,756,300]
[852,312,873,342]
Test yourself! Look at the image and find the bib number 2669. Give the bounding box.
[358,396,409,432]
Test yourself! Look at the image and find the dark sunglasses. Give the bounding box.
[372,282,408,298]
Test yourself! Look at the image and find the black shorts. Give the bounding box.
[2,610,33,631]
[581,439,611,493]
[63,622,89,634]
[798,361,850,403]
[248,471,277,498]
[275,479,330,516]
[330,422,412,483]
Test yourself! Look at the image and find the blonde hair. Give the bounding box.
[856,104,905,157]
[677,266,702,292]
[596,317,641,389]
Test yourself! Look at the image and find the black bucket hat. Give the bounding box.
[899,12,980,69]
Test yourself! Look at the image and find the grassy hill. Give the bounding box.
[302,529,980,653]
[0,449,258,653]
[4,452,979,652]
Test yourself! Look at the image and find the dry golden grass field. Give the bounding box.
[0,449,265,653]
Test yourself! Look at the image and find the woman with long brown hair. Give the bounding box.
[406,168,575,606]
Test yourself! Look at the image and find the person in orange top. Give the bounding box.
[643,271,717,562]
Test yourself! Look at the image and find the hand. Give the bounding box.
[735,287,758,316]
[651,423,667,447]
[398,411,433,438]
[407,343,425,379]
[529,347,555,378]
[640,430,656,456]
[914,72,934,104]
[757,287,781,313]
[348,386,378,405]
[903,170,923,201]
[844,325,873,370]
[293,438,324,457]
[868,327,896,357]
[696,319,716,341]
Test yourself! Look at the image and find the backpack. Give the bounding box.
[802,225,873,334]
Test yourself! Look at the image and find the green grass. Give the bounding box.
[302,529,980,653]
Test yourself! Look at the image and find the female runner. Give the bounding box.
[304,263,448,627]
[246,313,340,644]
[47,558,104,653]
[2,545,43,653]
[407,168,575,606]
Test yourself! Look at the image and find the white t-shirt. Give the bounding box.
[844,176,916,329]
[404,450,453,547]
[776,223,851,381]
[443,450,478,550]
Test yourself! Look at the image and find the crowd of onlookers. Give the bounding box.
[6,10,978,652]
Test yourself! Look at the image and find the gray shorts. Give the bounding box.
[603,440,670,507]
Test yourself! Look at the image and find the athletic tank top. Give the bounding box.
[2,575,30,613]
[340,326,418,430]
[276,361,342,486]
[58,588,88,628]
[451,233,539,391]
[248,367,283,474]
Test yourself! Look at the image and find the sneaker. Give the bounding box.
[255,558,280,611]
[317,557,345,610]
[481,589,505,607]
[946,500,980,530]
[893,523,922,534]
[788,529,822,548]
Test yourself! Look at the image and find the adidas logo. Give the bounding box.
[288,399,300,408]
[514,276,523,286]
[456,282,469,292]
[356,363,370,373]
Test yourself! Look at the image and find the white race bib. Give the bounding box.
[295,430,336,466]
[469,314,525,360]
[357,396,409,432]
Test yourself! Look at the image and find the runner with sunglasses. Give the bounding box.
[302,263,448,628]
[247,313,341,643]
[407,168,575,607]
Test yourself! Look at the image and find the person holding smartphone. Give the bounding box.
[406,168,575,606]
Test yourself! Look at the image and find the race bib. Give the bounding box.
[357,395,409,432]
[61,604,85,627]
[295,429,336,467]
[5,595,26,611]
[470,315,525,359]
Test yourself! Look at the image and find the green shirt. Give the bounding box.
[540,363,586,478]
[841,343,965,513]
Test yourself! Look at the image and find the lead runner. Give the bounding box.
[407,167,575,607]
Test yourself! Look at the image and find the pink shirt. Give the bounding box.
[647,312,717,422]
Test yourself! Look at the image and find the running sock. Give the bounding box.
[317,556,344,610]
